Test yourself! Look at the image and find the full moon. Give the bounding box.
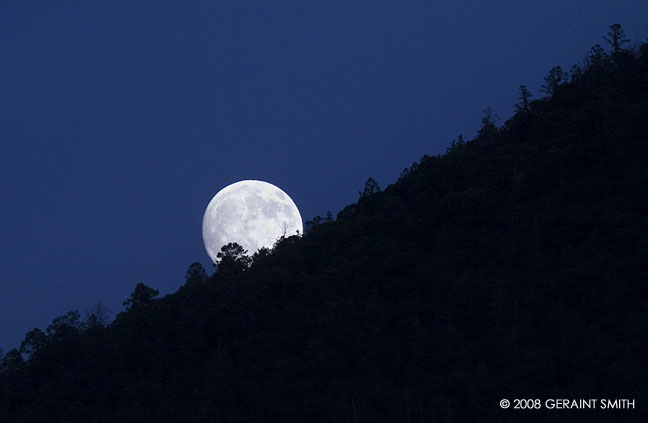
[202,180,303,263]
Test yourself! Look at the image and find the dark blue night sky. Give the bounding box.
[2,1,647,351]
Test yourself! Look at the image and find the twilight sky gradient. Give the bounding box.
[2,1,647,351]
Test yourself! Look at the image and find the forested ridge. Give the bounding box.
[1,28,647,422]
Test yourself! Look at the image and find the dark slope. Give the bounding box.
[1,40,647,422]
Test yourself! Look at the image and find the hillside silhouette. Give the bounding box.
[1,26,647,422]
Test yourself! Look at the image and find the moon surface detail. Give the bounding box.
[202,180,303,263]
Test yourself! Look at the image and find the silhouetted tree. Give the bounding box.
[46,310,80,338]
[85,301,112,327]
[570,64,583,83]
[252,246,271,263]
[587,44,607,69]
[122,283,159,310]
[19,328,48,358]
[305,215,323,233]
[515,85,532,112]
[476,107,499,141]
[541,66,566,94]
[359,177,381,198]
[185,262,207,284]
[0,349,23,373]
[446,135,466,153]
[604,23,629,54]
[216,242,252,275]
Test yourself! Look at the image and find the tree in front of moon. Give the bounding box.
[215,243,252,275]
